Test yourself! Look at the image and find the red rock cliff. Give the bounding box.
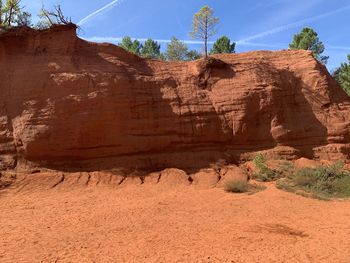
[0,25,349,172]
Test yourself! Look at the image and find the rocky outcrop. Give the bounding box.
[0,25,349,173]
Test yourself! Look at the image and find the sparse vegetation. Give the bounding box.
[37,5,72,29]
[277,162,350,200]
[252,154,282,182]
[224,180,248,193]
[224,179,267,195]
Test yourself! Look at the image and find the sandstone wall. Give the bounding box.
[0,25,349,172]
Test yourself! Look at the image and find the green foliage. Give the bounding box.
[118,36,143,56]
[0,0,3,25]
[0,0,29,27]
[158,53,167,61]
[164,36,203,61]
[16,10,31,26]
[295,163,350,196]
[289,27,329,64]
[252,154,281,182]
[3,0,20,26]
[278,162,350,199]
[333,55,350,96]
[165,36,189,61]
[190,5,219,57]
[210,36,235,54]
[186,49,202,60]
[224,180,248,193]
[141,38,161,59]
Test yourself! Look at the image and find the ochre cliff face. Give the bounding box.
[0,25,349,172]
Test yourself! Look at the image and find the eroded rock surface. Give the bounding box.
[0,25,350,173]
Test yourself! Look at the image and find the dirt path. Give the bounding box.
[1,183,350,263]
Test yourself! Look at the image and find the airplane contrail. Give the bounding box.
[83,36,286,49]
[328,45,350,51]
[237,4,350,44]
[83,36,215,45]
[78,0,125,26]
[83,36,350,51]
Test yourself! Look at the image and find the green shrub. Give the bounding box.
[224,180,248,193]
[252,154,281,182]
[278,162,350,199]
[333,176,350,196]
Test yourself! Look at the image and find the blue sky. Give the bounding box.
[22,0,350,70]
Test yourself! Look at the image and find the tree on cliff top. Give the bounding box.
[0,0,3,25]
[0,0,31,27]
[165,37,202,61]
[37,5,71,29]
[118,36,143,56]
[164,36,189,61]
[210,36,235,54]
[3,0,21,26]
[186,49,202,60]
[140,38,161,59]
[289,27,329,64]
[16,10,31,26]
[333,55,350,96]
[165,36,188,61]
[190,5,219,58]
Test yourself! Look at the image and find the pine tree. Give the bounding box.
[118,36,143,56]
[211,36,235,54]
[190,5,219,58]
[165,36,189,61]
[289,27,329,64]
[186,50,202,60]
[333,55,350,96]
[141,39,161,59]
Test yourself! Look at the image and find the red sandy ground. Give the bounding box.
[1,183,350,263]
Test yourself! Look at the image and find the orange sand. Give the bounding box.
[1,183,350,263]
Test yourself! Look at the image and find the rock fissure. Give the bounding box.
[51,174,65,189]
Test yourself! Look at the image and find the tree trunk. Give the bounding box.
[204,17,208,58]
[7,6,13,26]
[204,35,208,58]
[0,2,2,25]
